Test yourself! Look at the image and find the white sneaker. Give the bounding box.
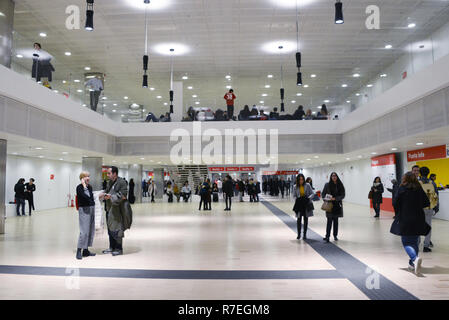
[408,264,414,272]
[414,257,422,275]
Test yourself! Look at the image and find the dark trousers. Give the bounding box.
[16,198,25,216]
[280,188,285,198]
[106,211,122,251]
[199,194,206,210]
[27,196,35,214]
[297,211,308,236]
[151,191,155,202]
[90,90,101,112]
[326,217,339,238]
[227,105,234,120]
[225,195,232,209]
[373,201,381,216]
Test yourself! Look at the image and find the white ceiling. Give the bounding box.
[10,0,449,117]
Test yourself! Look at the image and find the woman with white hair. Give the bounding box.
[75,171,96,260]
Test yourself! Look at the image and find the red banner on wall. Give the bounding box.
[225,167,240,172]
[262,171,299,175]
[371,154,396,167]
[407,145,447,162]
[240,167,255,172]
[209,167,225,172]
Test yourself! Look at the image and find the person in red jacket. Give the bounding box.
[224,89,236,120]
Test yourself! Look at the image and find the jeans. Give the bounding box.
[227,105,234,120]
[225,195,232,209]
[16,198,25,216]
[373,201,381,216]
[297,211,308,237]
[423,209,433,248]
[401,236,419,264]
[90,90,101,112]
[325,217,339,238]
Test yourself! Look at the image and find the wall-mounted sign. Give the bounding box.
[262,171,299,176]
[209,167,225,172]
[225,167,240,172]
[208,167,255,172]
[240,167,255,172]
[50,174,55,180]
[407,145,447,162]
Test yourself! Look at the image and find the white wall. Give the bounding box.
[5,156,81,211]
[303,158,373,207]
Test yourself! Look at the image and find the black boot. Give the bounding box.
[82,249,96,257]
[76,248,82,260]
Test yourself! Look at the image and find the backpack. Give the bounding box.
[420,180,438,209]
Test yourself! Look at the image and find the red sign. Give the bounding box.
[371,154,396,167]
[402,71,407,80]
[263,171,299,175]
[407,145,447,162]
[208,167,225,172]
[50,174,55,180]
[240,167,255,172]
[225,167,240,172]
[148,172,153,177]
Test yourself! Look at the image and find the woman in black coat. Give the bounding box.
[128,179,136,204]
[223,175,234,211]
[371,177,384,218]
[392,172,431,274]
[321,172,345,242]
[14,178,26,216]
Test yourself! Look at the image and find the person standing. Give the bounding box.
[199,179,208,210]
[238,179,245,202]
[286,178,291,196]
[371,177,384,218]
[224,89,236,121]
[429,174,439,215]
[255,179,261,202]
[128,179,136,204]
[166,182,174,203]
[86,75,104,112]
[391,172,431,274]
[321,172,346,242]
[293,174,315,240]
[25,178,36,216]
[75,172,96,260]
[31,42,55,83]
[279,177,286,198]
[149,180,157,203]
[181,181,191,202]
[387,179,400,218]
[419,167,438,252]
[14,178,26,217]
[412,165,420,179]
[100,166,128,256]
[223,175,234,211]
[217,178,223,196]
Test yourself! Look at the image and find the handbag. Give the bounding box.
[390,218,400,235]
[368,190,373,199]
[321,200,333,213]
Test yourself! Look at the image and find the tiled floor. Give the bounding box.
[0,194,448,300]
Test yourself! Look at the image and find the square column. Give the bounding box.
[153,168,164,200]
[172,81,184,122]
[82,157,103,191]
[0,139,6,234]
[128,164,143,203]
[0,0,14,68]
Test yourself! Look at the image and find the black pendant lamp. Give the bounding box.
[295,0,303,86]
[85,0,94,31]
[169,48,174,114]
[142,1,150,87]
[335,0,344,24]
[279,46,285,112]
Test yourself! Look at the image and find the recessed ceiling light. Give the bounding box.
[38,156,44,158]
[53,90,58,93]
[342,84,348,88]
[157,96,162,99]
[140,158,145,160]
[102,97,107,100]
[113,103,117,106]
[62,152,68,155]
[367,84,373,88]
[187,86,193,90]
[416,142,424,146]
[153,43,190,56]
[262,93,268,97]
[150,87,155,91]
[74,79,80,83]
[311,74,316,78]
[358,155,363,158]
[16,54,23,58]
[225,75,231,79]
[195,102,200,105]
[306,159,311,161]
[291,100,296,103]
[324,100,330,103]
[112,110,116,113]
[303,85,309,88]
[346,100,351,103]
[296,93,302,96]
[267,75,273,78]
[355,93,361,96]
[226,86,232,89]
[385,44,393,49]
[262,40,296,54]
[84,67,91,71]
[391,148,398,151]
[259,101,264,104]
[353,73,360,78]
[317,106,322,109]
[77,89,83,93]
[65,52,71,56]
[192,95,197,98]
[182,76,188,80]
[121,115,124,117]
[62,80,67,84]
[380,74,387,78]
[346,158,351,160]
[265,85,271,88]
[371,152,377,155]
[39,32,47,37]
[35,147,43,150]
[164,103,168,106]
[408,23,416,28]
[124,96,129,100]
[82,104,87,107]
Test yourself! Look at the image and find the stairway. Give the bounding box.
[167,165,208,192]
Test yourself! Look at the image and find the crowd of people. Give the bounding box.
[13,178,36,216]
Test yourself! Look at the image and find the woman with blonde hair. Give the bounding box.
[75,171,96,260]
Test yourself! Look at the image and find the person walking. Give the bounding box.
[14,178,26,216]
[321,172,345,242]
[419,167,438,252]
[128,179,136,204]
[149,180,157,203]
[24,178,36,216]
[86,75,103,112]
[224,89,236,120]
[370,177,384,218]
[217,178,223,196]
[279,177,286,198]
[255,179,261,202]
[223,175,234,211]
[100,166,128,256]
[293,174,315,240]
[199,179,209,210]
[166,182,174,203]
[181,181,191,202]
[75,172,96,260]
[238,179,245,202]
[391,172,431,274]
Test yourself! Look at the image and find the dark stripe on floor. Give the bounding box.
[262,201,418,300]
[0,265,343,280]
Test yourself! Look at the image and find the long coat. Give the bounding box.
[322,182,345,218]
[292,183,315,217]
[105,177,130,238]
[371,183,384,204]
[394,186,431,236]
